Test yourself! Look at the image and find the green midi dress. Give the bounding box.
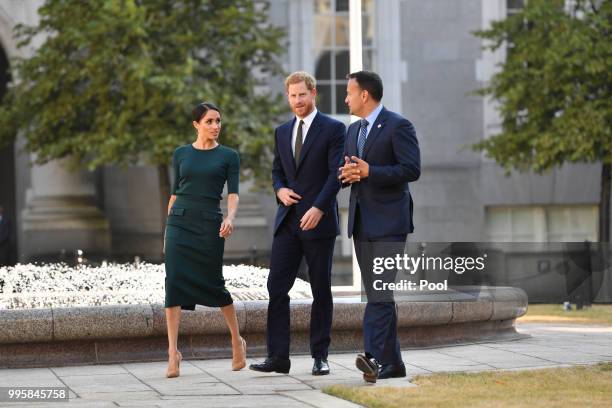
[164,143,239,310]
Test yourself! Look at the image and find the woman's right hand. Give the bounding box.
[167,195,177,215]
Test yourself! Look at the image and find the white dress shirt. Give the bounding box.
[291,108,318,156]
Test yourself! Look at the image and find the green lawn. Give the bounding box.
[324,363,612,408]
[518,304,612,325]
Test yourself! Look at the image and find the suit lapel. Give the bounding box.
[295,112,323,172]
[349,122,360,157]
[362,107,388,159]
[281,118,297,176]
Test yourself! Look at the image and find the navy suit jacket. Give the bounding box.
[343,107,420,239]
[272,111,346,239]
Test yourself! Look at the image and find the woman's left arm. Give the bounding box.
[219,193,239,238]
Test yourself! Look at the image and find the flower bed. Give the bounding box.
[0,263,312,310]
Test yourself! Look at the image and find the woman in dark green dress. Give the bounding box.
[164,102,246,378]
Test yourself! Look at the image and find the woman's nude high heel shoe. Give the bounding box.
[166,351,182,378]
[232,337,247,371]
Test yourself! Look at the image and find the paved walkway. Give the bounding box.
[1,323,611,407]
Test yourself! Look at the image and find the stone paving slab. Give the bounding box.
[280,390,364,407]
[0,323,611,408]
[51,365,129,377]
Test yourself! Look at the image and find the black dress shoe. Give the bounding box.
[378,362,406,379]
[249,357,290,374]
[355,354,379,383]
[312,358,330,376]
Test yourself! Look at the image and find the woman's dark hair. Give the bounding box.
[346,71,383,102]
[192,102,221,122]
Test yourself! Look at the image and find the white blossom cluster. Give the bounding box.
[0,263,312,310]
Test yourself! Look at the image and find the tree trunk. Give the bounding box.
[158,164,171,253]
[599,163,610,242]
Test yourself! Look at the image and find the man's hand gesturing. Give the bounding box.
[338,155,369,184]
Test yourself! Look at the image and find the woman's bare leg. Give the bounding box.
[221,303,246,369]
[166,306,182,353]
[165,306,182,376]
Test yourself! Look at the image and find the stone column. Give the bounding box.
[20,158,110,261]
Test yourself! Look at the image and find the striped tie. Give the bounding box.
[357,119,369,158]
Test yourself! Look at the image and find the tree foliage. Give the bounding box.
[472,0,611,172]
[0,0,287,189]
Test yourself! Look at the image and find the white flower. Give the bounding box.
[0,263,312,310]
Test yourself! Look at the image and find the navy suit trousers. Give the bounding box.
[353,206,406,365]
[266,207,336,359]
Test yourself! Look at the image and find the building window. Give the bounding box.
[313,0,375,115]
[507,0,525,17]
[546,206,599,242]
[486,205,598,242]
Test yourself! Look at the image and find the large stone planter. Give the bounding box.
[0,286,527,368]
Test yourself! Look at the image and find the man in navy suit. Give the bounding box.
[339,71,420,383]
[250,72,346,376]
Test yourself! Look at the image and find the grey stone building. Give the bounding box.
[0,1,604,289]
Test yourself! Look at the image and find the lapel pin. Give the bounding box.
[377,124,381,128]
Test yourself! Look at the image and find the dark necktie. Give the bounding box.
[357,119,369,158]
[294,119,304,165]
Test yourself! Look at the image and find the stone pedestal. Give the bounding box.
[21,158,110,261]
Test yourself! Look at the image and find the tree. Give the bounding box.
[0,0,287,234]
[472,0,611,241]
